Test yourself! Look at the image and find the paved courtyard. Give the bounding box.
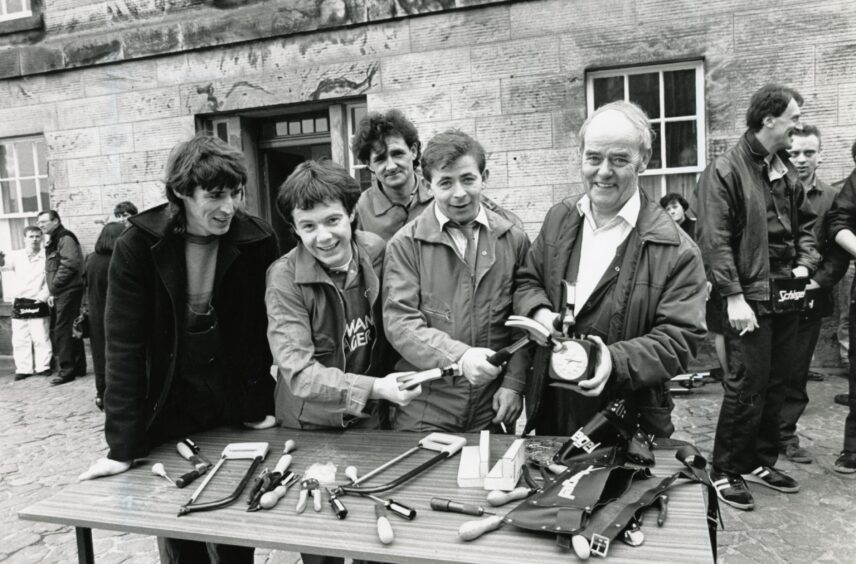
[1,358,854,563]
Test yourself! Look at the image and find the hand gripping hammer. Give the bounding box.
[486,315,557,366]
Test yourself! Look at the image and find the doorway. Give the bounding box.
[262,143,331,254]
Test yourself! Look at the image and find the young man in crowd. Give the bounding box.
[266,159,420,431]
[697,84,819,510]
[514,101,706,437]
[352,109,522,240]
[818,140,856,474]
[78,133,278,563]
[778,125,839,464]
[113,200,138,223]
[383,129,531,433]
[1,226,52,380]
[660,192,696,240]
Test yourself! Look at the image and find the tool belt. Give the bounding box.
[12,297,50,319]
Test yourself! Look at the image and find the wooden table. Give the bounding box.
[19,429,713,563]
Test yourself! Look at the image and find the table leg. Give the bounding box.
[75,527,94,564]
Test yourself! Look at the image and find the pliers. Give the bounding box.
[296,478,321,513]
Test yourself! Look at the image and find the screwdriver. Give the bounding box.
[430,497,495,517]
[375,501,395,544]
[366,494,417,520]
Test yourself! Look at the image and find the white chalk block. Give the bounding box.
[479,430,490,477]
[483,438,525,491]
[457,445,483,488]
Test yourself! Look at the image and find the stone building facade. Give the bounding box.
[0,0,855,357]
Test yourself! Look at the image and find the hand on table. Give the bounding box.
[491,387,522,426]
[243,415,276,429]
[78,458,132,481]
[459,348,502,386]
[372,372,422,406]
[576,335,611,397]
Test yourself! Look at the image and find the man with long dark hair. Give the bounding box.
[79,133,278,563]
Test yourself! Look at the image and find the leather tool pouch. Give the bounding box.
[769,276,808,314]
[552,400,648,466]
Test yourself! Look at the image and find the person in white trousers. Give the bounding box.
[1,225,52,380]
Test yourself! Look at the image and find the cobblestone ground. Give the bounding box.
[1,359,854,563]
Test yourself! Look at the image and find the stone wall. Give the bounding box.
[1,0,855,360]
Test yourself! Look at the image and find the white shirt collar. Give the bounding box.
[434,203,489,231]
[576,188,641,231]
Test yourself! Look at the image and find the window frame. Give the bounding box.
[0,0,32,23]
[0,134,49,219]
[585,60,706,198]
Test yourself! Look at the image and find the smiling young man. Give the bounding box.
[383,129,531,433]
[514,101,706,438]
[697,84,820,511]
[352,109,523,241]
[266,159,420,431]
[78,133,278,563]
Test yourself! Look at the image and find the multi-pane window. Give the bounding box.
[586,61,705,202]
[0,136,49,250]
[0,0,32,22]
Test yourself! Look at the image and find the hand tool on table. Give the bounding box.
[296,478,322,513]
[178,442,269,516]
[175,438,213,488]
[374,501,395,545]
[246,468,271,506]
[248,453,294,511]
[283,439,296,454]
[485,464,542,507]
[258,471,300,510]
[335,433,467,496]
[486,315,558,366]
[342,466,416,520]
[151,463,176,486]
[397,363,461,391]
[431,497,495,517]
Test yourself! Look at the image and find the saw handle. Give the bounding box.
[175,468,204,489]
[459,515,504,541]
[419,433,467,456]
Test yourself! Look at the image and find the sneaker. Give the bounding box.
[13,373,32,381]
[835,394,849,406]
[710,468,755,510]
[743,466,799,493]
[782,444,813,464]
[833,451,856,474]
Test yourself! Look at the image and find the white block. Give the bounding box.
[483,438,525,491]
[457,445,483,488]
[479,430,490,477]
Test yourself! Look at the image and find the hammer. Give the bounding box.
[486,315,556,366]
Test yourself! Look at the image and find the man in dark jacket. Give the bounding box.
[37,209,84,386]
[514,100,707,439]
[817,162,856,474]
[697,84,820,511]
[778,125,838,464]
[78,133,278,563]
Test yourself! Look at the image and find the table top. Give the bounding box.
[20,429,713,563]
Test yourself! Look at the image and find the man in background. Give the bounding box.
[1,226,52,380]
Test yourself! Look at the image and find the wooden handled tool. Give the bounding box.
[486,486,535,507]
[458,515,505,541]
[375,502,395,544]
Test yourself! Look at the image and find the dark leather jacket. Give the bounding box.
[697,131,820,301]
[104,204,278,461]
[44,224,83,295]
